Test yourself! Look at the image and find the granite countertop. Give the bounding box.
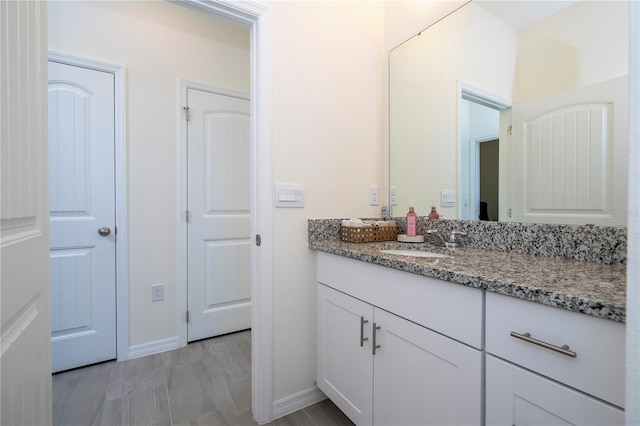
[310,239,627,323]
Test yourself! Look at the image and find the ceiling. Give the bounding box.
[474,0,579,29]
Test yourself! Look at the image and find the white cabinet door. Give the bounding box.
[486,355,624,426]
[317,284,374,425]
[373,309,482,426]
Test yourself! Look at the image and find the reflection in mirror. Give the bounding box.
[460,97,501,221]
[389,0,629,226]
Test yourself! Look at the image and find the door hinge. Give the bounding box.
[256,234,262,246]
[186,210,192,223]
[508,125,513,135]
[183,106,190,121]
[186,310,191,323]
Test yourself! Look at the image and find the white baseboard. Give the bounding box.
[125,336,181,360]
[272,386,327,420]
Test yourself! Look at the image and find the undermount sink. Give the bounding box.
[377,249,450,258]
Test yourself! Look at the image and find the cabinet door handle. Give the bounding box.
[510,331,577,358]
[360,316,369,347]
[372,323,381,355]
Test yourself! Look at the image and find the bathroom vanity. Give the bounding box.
[310,219,626,426]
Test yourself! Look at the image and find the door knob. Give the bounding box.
[98,226,111,237]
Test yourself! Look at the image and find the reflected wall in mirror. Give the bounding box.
[389,0,629,226]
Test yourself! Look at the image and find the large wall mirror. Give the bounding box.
[389,0,629,226]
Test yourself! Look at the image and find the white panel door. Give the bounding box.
[486,355,624,426]
[187,88,251,342]
[510,76,628,225]
[1,1,52,424]
[373,308,482,426]
[317,284,374,425]
[48,61,116,372]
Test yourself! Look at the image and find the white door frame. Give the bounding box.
[173,1,273,424]
[47,51,129,363]
[457,81,511,220]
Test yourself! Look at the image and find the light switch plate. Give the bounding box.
[441,190,456,207]
[275,183,304,208]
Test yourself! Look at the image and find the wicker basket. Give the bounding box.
[340,225,399,243]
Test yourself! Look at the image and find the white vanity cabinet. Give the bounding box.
[315,251,625,426]
[316,252,483,426]
[485,292,625,425]
[372,307,481,426]
[316,283,373,425]
[486,356,624,426]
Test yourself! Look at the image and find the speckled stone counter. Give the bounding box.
[309,219,627,323]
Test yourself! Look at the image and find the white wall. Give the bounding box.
[48,1,250,349]
[389,2,516,217]
[513,0,628,103]
[49,0,386,406]
[268,0,385,401]
[46,1,640,417]
[384,0,467,51]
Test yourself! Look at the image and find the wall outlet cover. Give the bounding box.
[369,185,379,206]
[151,283,164,302]
[390,186,398,206]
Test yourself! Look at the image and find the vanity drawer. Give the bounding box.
[485,292,625,408]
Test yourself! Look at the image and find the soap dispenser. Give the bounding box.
[406,202,417,237]
[428,202,440,220]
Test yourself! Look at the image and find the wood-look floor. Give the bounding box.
[52,330,353,426]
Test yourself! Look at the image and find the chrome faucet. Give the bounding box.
[426,230,467,248]
[426,230,447,246]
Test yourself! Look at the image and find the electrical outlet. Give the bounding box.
[390,186,398,206]
[369,185,379,206]
[151,283,164,302]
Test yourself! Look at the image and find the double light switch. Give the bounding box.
[275,183,305,208]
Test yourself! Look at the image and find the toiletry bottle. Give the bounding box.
[406,203,417,237]
[428,202,440,220]
[380,205,388,219]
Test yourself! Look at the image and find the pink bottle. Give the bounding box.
[428,204,440,220]
[406,204,417,237]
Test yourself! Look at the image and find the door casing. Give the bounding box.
[48,51,129,363]
[457,81,511,221]
[173,1,274,423]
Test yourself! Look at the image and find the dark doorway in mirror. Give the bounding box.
[479,139,499,221]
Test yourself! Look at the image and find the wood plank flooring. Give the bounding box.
[52,330,353,426]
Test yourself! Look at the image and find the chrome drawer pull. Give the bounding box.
[510,331,577,358]
[360,316,369,347]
